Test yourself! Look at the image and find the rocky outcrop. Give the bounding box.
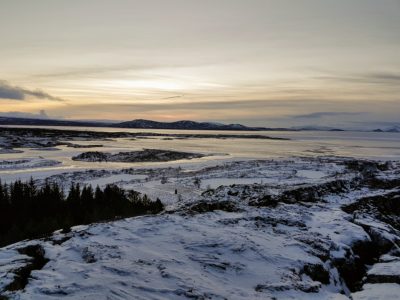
[301,263,330,285]
[72,149,205,163]
[4,245,49,292]
[184,200,241,215]
[248,179,353,207]
[342,191,400,231]
[366,261,400,284]
[339,190,400,292]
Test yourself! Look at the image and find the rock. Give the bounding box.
[72,149,205,163]
[249,194,278,207]
[278,180,348,204]
[82,247,96,263]
[185,200,240,214]
[342,191,400,230]
[301,263,330,284]
[366,261,400,284]
[352,283,400,300]
[5,245,49,292]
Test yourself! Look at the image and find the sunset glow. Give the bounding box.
[0,0,399,128]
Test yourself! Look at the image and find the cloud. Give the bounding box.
[293,111,364,119]
[32,61,217,79]
[314,71,400,85]
[62,99,382,117]
[162,95,184,100]
[0,80,64,101]
[0,110,50,119]
[366,72,400,82]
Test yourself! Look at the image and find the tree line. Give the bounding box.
[0,179,163,247]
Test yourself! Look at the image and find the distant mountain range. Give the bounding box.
[373,126,400,133]
[0,116,109,127]
[112,119,283,131]
[0,116,399,132]
[0,117,288,131]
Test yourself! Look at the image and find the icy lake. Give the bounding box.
[1,125,399,183]
[1,126,400,299]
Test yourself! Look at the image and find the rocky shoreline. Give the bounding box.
[0,127,288,152]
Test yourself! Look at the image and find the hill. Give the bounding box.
[112,119,271,131]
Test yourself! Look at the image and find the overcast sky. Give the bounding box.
[1,0,399,128]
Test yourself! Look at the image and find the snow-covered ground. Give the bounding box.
[0,156,399,299]
[0,157,60,171]
[1,128,400,299]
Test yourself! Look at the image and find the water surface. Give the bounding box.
[1,125,399,181]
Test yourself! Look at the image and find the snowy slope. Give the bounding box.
[1,157,400,299]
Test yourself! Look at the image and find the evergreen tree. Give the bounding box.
[0,179,164,247]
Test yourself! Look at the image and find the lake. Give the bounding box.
[0,125,399,181]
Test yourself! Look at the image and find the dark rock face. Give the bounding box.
[249,195,278,207]
[301,264,330,285]
[344,160,395,176]
[339,190,400,292]
[185,200,241,214]
[73,151,109,162]
[367,273,400,284]
[342,191,400,231]
[4,245,49,292]
[279,180,349,203]
[249,179,351,207]
[65,143,103,148]
[294,235,331,262]
[344,159,400,189]
[72,149,205,163]
[333,240,381,292]
[365,178,400,189]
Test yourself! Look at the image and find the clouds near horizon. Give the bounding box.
[0,0,399,128]
[293,111,365,119]
[0,110,50,119]
[0,81,64,102]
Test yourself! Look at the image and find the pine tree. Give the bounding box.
[0,180,164,247]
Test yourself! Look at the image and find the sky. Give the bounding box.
[0,0,400,128]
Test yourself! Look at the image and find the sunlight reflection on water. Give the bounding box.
[0,126,399,181]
